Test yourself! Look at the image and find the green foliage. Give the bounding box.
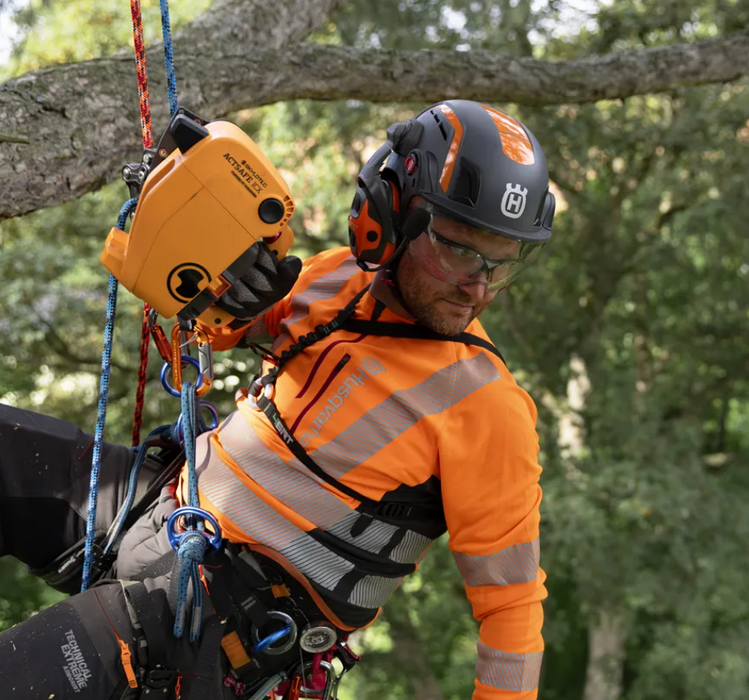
[0,0,211,81]
[1,1,748,698]
[0,558,65,632]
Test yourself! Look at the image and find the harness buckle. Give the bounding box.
[142,667,178,693]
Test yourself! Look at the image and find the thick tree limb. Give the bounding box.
[231,32,749,105]
[0,0,747,218]
[0,0,346,219]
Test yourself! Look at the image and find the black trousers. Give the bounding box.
[0,405,227,699]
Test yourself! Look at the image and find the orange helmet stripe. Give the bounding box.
[436,104,465,192]
[482,106,535,165]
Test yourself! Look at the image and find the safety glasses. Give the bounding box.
[408,206,544,290]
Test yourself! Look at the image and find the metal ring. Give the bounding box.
[160,355,204,397]
[252,611,297,656]
[166,507,222,551]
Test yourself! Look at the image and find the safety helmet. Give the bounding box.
[348,99,555,269]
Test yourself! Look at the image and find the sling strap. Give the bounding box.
[339,319,505,363]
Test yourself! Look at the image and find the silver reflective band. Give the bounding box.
[477,642,543,691]
[310,354,501,481]
[453,539,539,587]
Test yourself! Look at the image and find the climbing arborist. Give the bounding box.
[0,99,553,700]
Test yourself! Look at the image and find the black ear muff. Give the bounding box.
[349,119,425,270]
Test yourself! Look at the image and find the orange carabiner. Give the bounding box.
[170,324,213,397]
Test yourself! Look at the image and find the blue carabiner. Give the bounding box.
[167,506,222,551]
[252,625,294,655]
[160,355,204,398]
[173,400,220,444]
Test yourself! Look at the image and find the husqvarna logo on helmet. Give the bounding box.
[501,183,528,219]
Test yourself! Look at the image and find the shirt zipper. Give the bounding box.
[295,335,366,399]
[290,353,352,434]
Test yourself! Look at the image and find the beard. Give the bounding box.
[396,250,488,336]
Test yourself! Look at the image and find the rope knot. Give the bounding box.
[177,530,209,563]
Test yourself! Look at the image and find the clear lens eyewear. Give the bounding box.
[409,209,543,290]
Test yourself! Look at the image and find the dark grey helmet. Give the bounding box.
[384,99,555,243]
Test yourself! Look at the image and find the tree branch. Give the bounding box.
[0,0,347,219]
[1,1,747,218]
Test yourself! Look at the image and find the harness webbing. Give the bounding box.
[340,319,506,364]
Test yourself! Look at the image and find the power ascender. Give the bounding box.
[101,108,295,327]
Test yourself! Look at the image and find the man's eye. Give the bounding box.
[450,245,476,258]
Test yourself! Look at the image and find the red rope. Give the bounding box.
[131,304,151,447]
[129,0,153,445]
[130,0,153,149]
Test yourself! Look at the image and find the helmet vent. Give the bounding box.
[431,110,448,141]
[449,158,480,207]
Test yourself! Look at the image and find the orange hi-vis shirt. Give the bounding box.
[195,247,546,700]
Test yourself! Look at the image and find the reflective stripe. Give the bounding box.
[218,413,434,564]
[348,574,403,608]
[199,457,353,591]
[476,642,543,692]
[311,353,501,480]
[453,539,539,587]
[273,256,360,350]
[219,412,353,530]
[390,530,433,564]
[244,315,270,342]
[326,512,399,554]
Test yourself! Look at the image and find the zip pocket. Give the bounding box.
[290,354,351,434]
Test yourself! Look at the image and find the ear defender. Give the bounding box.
[348,178,399,269]
[349,119,424,271]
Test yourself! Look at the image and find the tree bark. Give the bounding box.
[0,0,347,219]
[0,0,747,218]
[582,608,628,700]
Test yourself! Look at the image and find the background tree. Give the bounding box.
[1,1,747,699]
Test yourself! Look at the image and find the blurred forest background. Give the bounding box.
[1,1,748,699]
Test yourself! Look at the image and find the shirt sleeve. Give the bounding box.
[440,364,546,700]
[196,251,330,351]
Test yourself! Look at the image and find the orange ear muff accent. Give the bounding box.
[348,181,399,268]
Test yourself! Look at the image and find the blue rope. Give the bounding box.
[102,441,149,557]
[172,381,207,641]
[81,198,138,592]
[159,0,179,117]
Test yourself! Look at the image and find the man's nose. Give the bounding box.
[457,277,488,302]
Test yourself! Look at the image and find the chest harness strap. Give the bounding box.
[251,286,504,519]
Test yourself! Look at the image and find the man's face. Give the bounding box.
[396,209,522,336]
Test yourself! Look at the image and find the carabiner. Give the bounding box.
[149,311,173,363]
[170,324,212,397]
[166,506,222,551]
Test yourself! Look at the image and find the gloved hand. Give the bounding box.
[215,241,302,320]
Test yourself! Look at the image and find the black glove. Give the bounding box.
[216,241,302,320]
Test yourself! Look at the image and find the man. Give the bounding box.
[0,99,553,700]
